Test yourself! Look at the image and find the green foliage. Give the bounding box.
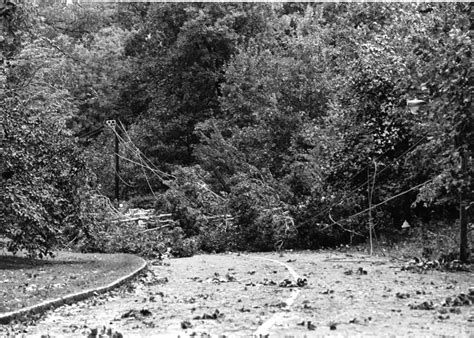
[228,173,296,251]
[123,3,270,165]
[1,96,92,257]
[78,219,197,258]
[2,3,470,256]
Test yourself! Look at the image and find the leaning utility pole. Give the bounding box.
[106,120,120,203]
[114,127,120,203]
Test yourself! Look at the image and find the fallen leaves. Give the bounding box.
[297,320,316,330]
[279,278,307,288]
[409,301,434,310]
[193,309,223,320]
[87,326,124,338]
[205,272,237,284]
[396,292,410,299]
[181,320,193,329]
[442,291,474,307]
[408,289,474,313]
[344,267,367,276]
[401,258,472,273]
[121,309,152,319]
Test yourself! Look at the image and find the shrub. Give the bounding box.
[199,221,238,253]
[228,173,296,251]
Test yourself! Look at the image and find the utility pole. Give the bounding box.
[368,166,373,256]
[106,120,120,203]
[115,127,120,203]
[367,160,377,256]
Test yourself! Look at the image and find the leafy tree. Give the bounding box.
[1,95,93,257]
[1,1,97,257]
[123,3,270,165]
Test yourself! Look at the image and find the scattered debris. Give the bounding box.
[402,258,471,273]
[278,277,307,288]
[321,289,334,294]
[87,326,123,338]
[349,318,361,324]
[193,309,223,320]
[262,278,277,286]
[156,277,169,284]
[206,272,236,284]
[297,321,316,330]
[272,301,287,308]
[138,270,168,286]
[226,273,237,282]
[357,267,368,275]
[181,320,193,329]
[396,292,410,299]
[121,309,152,319]
[409,301,434,310]
[279,278,293,287]
[442,292,474,307]
[297,278,308,287]
[344,269,353,275]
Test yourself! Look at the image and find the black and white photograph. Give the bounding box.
[0,0,472,336]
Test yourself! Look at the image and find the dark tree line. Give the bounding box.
[1,2,472,258]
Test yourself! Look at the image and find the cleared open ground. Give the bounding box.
[0,251,470,337]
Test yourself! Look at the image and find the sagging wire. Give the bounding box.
[326,178,434,230]
[312,133,430,222]
[116,121,226,204]
[107,120,196,205]
[110,125,170,182]
[114,169,136,188]
[116,120,175,181]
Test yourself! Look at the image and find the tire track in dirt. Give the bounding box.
[250,256,301,336]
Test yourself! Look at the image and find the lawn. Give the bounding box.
[0,251,144,314]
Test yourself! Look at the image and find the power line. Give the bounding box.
[107,121,196,205]
[76,125,104,139]
[114,169,136,188]
[315,178,433,233]
[116,120,175,180]
[338,179,433,224]
[110,122,174,182]
[311,133,429,221]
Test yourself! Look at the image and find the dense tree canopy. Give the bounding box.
[1,2,471,258]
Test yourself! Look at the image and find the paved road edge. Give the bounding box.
[0,256,147,325]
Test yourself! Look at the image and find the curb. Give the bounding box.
[0,256,147,325]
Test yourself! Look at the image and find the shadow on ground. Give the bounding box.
[0,255,93,270]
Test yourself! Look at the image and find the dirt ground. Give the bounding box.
[2,251,473,337]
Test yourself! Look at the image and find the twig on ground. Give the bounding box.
[141,224,173,233]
